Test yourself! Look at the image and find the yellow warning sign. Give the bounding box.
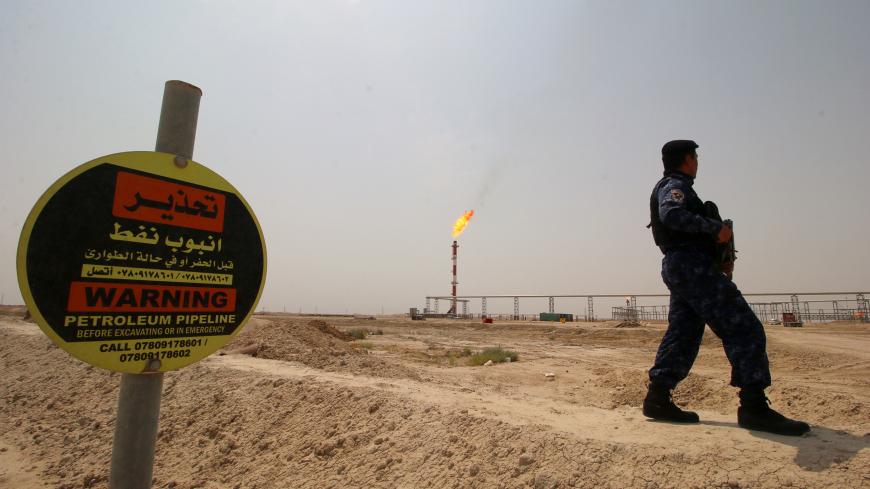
[17,151,266,373]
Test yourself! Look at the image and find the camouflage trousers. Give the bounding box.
[648,249,771,390]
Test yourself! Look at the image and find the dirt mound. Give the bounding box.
[224,318,419,380]
[767,341,842,371]
[309,319,354,341]
[613,321,640,328]
[0,305,32,322]
[770,384,869,430]
[672,373,735,412]
[592,367,648,408]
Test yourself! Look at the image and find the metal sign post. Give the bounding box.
[108,80,201,489]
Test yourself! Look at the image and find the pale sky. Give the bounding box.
[2,1,868,315]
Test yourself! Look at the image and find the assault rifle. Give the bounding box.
[704,201,737,278]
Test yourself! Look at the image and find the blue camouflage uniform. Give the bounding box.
[648,171,771,390]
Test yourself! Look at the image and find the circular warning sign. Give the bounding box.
[17,152,267,373]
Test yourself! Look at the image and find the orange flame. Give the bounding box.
[452,210,474,238]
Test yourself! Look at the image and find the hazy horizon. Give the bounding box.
[2,1,869,314]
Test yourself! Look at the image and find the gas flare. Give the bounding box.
[452,210,474,238]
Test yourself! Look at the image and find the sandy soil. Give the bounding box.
[1,307,868,488]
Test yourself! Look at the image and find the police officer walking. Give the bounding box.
[644,140,809,436]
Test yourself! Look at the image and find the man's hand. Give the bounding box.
[716,224,733,244]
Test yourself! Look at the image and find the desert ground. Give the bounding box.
[1,306,868,488]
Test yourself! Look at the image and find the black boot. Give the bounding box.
[737,388,810,436]
[643,383,699,423]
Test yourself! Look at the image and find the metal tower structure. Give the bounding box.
[447,240,458,315]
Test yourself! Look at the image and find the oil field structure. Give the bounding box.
[421,292,869,325]
[424,214,869,325]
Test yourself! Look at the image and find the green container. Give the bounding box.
[540,313,573,322]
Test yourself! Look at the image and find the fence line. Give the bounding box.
[613,299,869,324]
[421,293,869,324]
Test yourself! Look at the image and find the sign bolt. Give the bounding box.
[145,359,161,372]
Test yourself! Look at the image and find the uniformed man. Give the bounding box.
[643,139,809,436]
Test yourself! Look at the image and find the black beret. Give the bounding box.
[661,140,698,156]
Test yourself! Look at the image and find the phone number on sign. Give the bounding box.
[133,339,206,350]
[120,349,192,362]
